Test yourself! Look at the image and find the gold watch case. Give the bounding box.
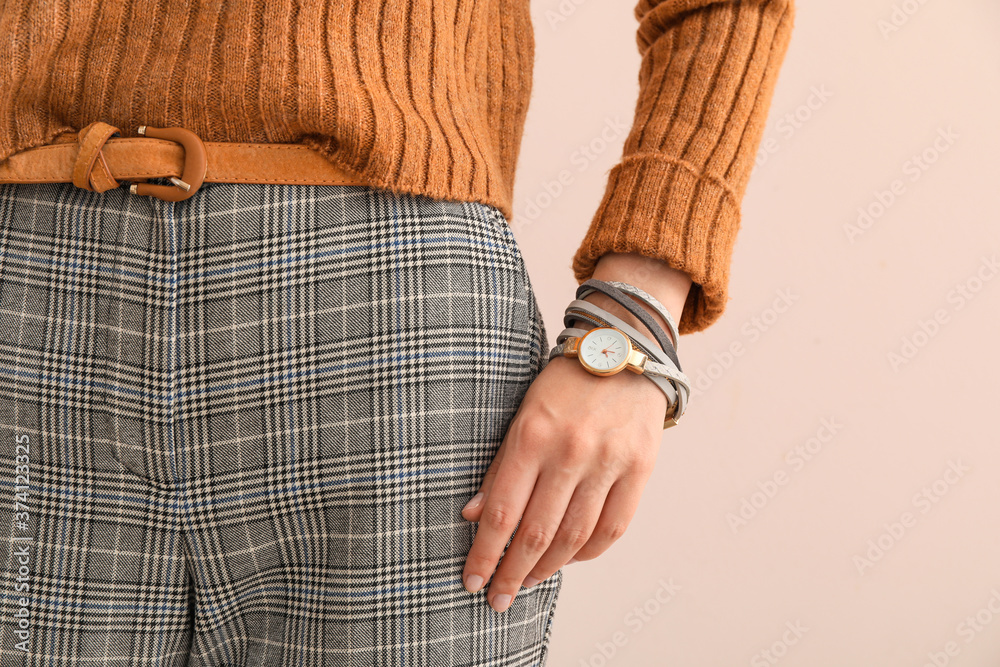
[563,327,648,377]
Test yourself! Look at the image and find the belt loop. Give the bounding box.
[72,121,122,193]
[129,126,208,202]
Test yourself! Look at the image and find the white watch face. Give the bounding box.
[579,328,630,372]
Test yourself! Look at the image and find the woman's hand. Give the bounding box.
[459,252,693,613]
[459,349,666,612]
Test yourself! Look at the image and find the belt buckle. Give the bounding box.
[129,125,207,202]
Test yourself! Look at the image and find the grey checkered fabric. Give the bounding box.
[0,180,560,666]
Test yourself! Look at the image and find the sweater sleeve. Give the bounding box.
[570,0,795,335]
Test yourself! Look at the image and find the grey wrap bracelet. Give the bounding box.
[575,279,681,370]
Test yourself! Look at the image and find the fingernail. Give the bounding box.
[567,557,579,564]
[465,574,484,593]
[492,593,512,612]
[522,575,540,588]
[462,492,484,513]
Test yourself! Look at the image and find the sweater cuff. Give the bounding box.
[571,153,740,335]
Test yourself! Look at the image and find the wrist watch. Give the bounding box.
[557,326,645,376]
[549,326,682,428]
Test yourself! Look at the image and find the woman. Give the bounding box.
[0,0,794,664]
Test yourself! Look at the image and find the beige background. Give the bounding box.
[515,0,1000,665]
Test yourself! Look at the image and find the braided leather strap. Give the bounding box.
[602,280,680,350]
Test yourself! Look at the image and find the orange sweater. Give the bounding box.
[0,0,794,333]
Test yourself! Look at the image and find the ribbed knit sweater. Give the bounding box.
[0,0,794,333]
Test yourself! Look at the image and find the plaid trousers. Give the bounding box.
[0,180,561,666]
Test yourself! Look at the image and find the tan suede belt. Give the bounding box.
[0,121,373,202]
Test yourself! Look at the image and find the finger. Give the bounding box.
[460,430,508,523]
[520,475,613,587]
[485,466,579,612]
[462,453,538,598]
[570,472,647,563]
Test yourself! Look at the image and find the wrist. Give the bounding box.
[580,253,692,347]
